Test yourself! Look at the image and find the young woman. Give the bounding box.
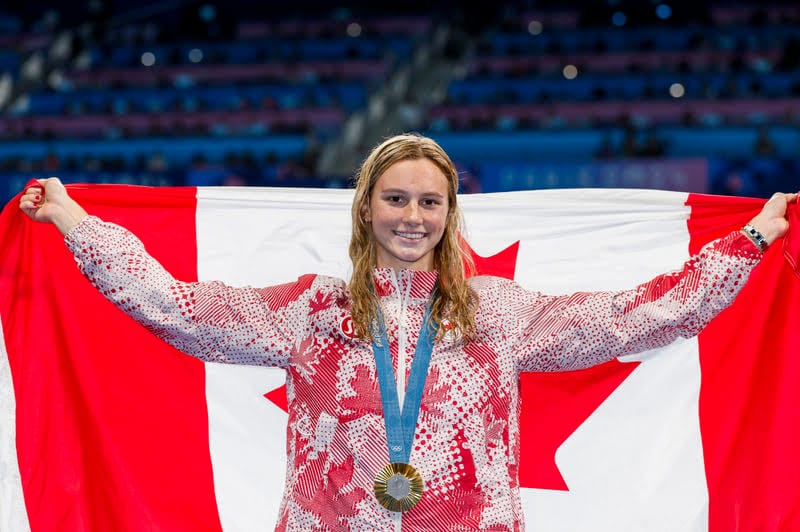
[19,134,796,531]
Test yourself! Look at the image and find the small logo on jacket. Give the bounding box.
[340,316,355,338]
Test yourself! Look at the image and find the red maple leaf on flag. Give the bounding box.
[264,237,639,491]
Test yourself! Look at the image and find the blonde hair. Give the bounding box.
[348,133,478,342]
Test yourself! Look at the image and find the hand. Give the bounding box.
[746,192,798,246]
[18,178,88,235]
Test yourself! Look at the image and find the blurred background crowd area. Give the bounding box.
[1,0,799,206]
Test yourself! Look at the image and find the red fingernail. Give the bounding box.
[32,203,39,207]
[34,195,41,201]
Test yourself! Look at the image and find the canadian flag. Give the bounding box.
[1,185,798,531]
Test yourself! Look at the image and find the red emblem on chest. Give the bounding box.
[340,315,355,338]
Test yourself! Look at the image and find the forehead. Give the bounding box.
[372,158,449,194]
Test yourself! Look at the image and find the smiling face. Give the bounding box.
[363,158,450,271]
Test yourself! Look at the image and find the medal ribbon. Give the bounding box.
[372,299,437,464]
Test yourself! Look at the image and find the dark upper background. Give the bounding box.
[0,0,798,204]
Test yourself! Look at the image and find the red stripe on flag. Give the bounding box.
[0,185,223,531]
[688,193,800,531]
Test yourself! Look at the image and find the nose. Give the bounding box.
[402,203,422,224]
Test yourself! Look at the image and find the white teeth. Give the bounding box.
[396,231,424,239]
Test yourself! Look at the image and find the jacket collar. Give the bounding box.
[372,268,438,300]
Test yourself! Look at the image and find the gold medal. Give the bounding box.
[373,462,424,512]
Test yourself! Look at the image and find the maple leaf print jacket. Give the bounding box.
[65,216,762,531]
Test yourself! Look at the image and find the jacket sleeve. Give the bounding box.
[477,230,763,372]
[65,216,318,368]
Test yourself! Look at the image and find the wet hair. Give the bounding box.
[348,133,478,341]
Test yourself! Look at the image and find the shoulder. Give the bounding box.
[468,274,522,310]
[270,273,349,298]
[467,274,519,293]
[253,273,347,312]
[310,273,348,291]
[467,274,547,313]
[308,274,351,306]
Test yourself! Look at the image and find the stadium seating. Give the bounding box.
[417,1,800,196]
[0,2,432,197]
[0,0,798,204]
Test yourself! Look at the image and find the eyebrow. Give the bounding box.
[379,188,445,198]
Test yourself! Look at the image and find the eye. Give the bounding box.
[421,198,440,207]
[385,195,405,204]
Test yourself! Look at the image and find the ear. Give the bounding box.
[360,202,371,222]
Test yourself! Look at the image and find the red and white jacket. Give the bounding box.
[66,216,762,531]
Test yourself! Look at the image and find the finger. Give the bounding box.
[19,199,39,212]
[20,191,42,204]
[20,193,41,207]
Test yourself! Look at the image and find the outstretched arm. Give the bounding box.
[505,190,797,372]
[17,178,312,368]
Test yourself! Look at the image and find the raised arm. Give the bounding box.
[495,191,797,372]
[19,178,314,368]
